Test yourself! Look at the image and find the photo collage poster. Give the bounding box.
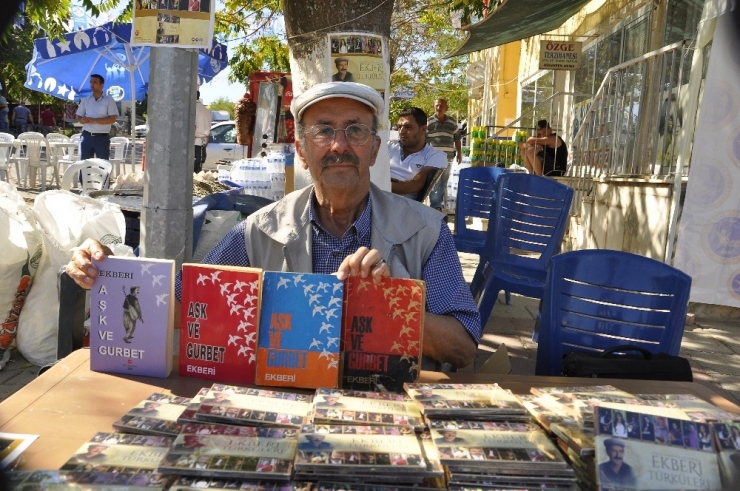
[328,33,386,104]
[132,0,215,48]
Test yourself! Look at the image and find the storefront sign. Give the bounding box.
[539,40,582,70]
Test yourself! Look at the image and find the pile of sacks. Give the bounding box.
[0,182,132,370]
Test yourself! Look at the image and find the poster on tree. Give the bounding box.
[328,33,386,102]
[132,0,215,49]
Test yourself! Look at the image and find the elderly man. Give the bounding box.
[64,82,480,371]
[389,107,448,200]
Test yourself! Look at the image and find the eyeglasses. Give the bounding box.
[302,123,375,146]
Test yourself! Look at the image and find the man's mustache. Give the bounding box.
[321,153,360,167]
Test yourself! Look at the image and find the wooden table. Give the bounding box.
[2,349,739,470]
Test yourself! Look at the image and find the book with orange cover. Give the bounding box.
[340,277,425,392]
[179,264,262,385]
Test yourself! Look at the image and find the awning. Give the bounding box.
[447,0,593,57]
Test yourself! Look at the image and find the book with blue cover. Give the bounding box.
[90,256,175,378]
[255,272,343,389]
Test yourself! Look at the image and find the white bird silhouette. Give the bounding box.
[327,337,339,347]
[309,338,322,349]
[308,293,321,305]
[234,280,249,292]
[197,274,209,285]
[399,325,413,337]
[328,359,338,369]
[210,271,222,283]
[243,294,258,304]
[407,340,419,351]
[357,280,370,292]
[328,297,342,308]
[276,277,290,289]
[243,307,256,320]
[388,297,400,308]
[228,334,240,346]
[391,341,403,352]
[303,284,315,296]
[405,312,417,323]
[244,332,257,344]
[319,349,332,359]
[396,285,409,296]
[312,305,326,317]
[140,263,153,275]
[226,292,238,305]
[408,300,421,310]
[248,280,259,293]
[220,282,232,296]
[325,308,338,320]
[317,282,330,293]
[249,352,256,363]
[401,353,413,363]
[156,293,169,307]
[319,322,333,334]
[230,304,244,315]
[293,274,306,286]
[332,283,342,294]
[151,274,164,287]
[392,309,404,320]
[383,286,395,299]
[238,345,249,356]
[237,320,249,332]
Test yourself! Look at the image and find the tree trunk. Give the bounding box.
[283,0,394,191]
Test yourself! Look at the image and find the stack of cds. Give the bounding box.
[404,383,529,422]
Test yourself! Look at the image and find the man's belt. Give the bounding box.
[82,131,109,136]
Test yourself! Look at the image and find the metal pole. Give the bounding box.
[139,47,197,267]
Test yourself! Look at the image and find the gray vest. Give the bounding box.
[244,183,443,278]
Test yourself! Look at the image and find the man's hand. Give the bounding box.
[335,246,390,285]
[65,238,113,289]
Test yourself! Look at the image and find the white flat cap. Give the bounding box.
[291,82,384,120]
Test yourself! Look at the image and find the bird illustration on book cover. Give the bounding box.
[340,276,425,392]
[256,272,343,389]
[90,256,174,377]
[179,264,262,385]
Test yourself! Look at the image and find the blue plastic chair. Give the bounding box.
[472,172,574,329]
[534,249,692,376]
[453,166,508,255]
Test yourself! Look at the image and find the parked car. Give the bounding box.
[203,120,249,169]
[135,123,148,138]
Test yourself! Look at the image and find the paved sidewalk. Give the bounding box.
[1,248,739,407]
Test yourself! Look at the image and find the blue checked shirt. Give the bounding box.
[176,192,482,344]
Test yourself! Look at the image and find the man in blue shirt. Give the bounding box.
[11,101,33,134]
[76,74,119,159]
[65,82,481,371]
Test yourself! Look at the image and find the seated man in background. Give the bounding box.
[520,119,568,176]
[65,82,481,372]
[389,107,448,200]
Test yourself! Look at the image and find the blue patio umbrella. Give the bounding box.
[24,21,227,118]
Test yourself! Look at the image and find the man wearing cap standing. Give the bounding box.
[598,438,636,487]
[332,58,355,82]
[64,82,480,371]
[76,74,119,160]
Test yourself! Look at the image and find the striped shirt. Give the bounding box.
[427,114,460,160]
[175,190,482,344]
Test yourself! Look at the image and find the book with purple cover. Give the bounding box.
[90,256,175,377]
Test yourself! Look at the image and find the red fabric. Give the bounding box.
[41,109,55,126]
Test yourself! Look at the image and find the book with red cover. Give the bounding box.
[90,256,175,378]
[179,264,262,385]
[340,277,425,392]
[255,272,343,389]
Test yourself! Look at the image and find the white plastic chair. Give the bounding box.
[61,159,112,195]
[16,133,48,189]
[109,136,130,177]
[0,132,20,183]
[45,133,73,187]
